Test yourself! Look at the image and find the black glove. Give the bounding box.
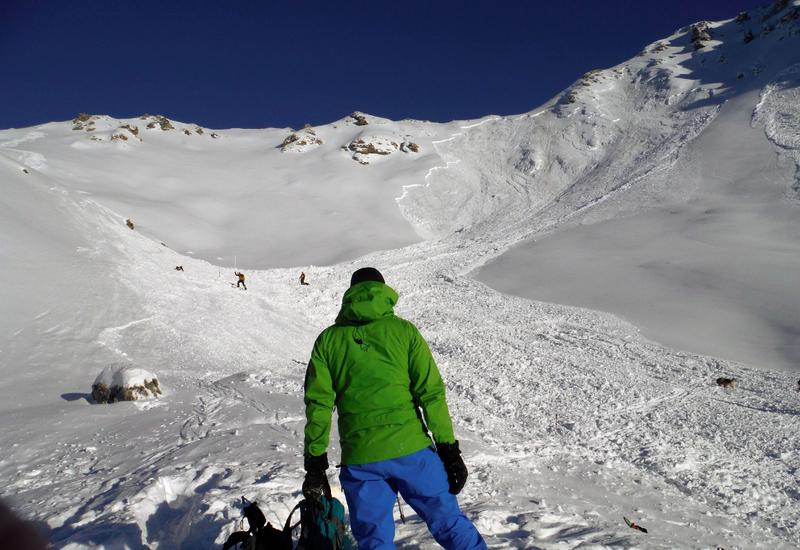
[437,441,468,495]
[302,453,331,501]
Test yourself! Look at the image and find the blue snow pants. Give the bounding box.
[339,447,487,550]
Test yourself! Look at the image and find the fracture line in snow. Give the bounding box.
[432,133,464,145]
[108,317,155,332]
[395,160,462,202]
[520,110,548,120]
[459,116,501,129]
[395,119,497,203]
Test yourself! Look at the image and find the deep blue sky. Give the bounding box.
[1,0,765,130]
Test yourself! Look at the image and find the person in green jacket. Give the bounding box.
[303,267,487,550]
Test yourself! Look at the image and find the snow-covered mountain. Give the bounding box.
[1,1,799,548]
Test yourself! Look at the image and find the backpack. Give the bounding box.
[296,496,355,550]
[222,496,355,550]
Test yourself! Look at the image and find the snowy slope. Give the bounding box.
[474,4,800,373]
[1,2,799,549]
[1,112,449,270]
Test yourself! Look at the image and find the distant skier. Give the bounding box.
[174,265,184,272]
[302,267,486,549]
[235,271,247,290]
[299,271,309,286]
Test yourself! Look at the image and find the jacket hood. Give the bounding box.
[335,281,398,325]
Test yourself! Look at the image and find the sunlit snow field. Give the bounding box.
[1,3,800,549]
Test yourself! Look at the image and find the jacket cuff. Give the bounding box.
[304,452,329,472]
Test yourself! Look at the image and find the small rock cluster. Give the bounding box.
[345,135,420,164]
[70,113,217,143]
[144,115,175,131]
[72,113,97,132]
[690,21,713,50]
[280,127,323,152]
[350,112,369,126]
[735,1,800,45]
[111,124,140,142]
[565,69,605,104]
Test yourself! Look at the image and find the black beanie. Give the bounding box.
[350,267,385,287]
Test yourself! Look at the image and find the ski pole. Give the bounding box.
[396,495,406,524]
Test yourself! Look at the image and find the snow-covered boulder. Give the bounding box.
[91,365,162,404]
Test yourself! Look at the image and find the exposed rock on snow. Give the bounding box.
[399,140,419,153]
[690,21,713,49]
[72,113,98,132]
[346,134,403,164]
[91,365,162,404]
[350,112,369,126]
[578,69,604,86]
[121,124,139,136]
[280,127,323,152]
[111,124,141,142]
[145,115,175,131]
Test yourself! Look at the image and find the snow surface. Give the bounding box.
[1,2,800,549]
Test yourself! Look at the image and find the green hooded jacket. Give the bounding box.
[304,281,455,465]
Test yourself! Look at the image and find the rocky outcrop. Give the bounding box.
[350,112,369,126]
[72,113,98,131]
[690,21,713,50]
[280,127,323,152]
[347,137,393,164]
[400,141,420,153]
[145,115,175,131]
[112,124,140,142]
[342,132,421,164]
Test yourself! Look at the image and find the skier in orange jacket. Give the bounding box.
[235,271,247,290]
